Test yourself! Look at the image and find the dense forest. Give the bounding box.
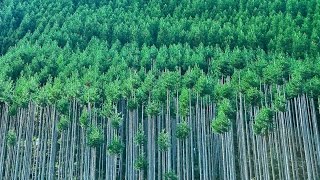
[0,0,320,179]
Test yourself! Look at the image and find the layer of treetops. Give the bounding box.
[0,0,320,179]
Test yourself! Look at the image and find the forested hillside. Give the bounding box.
[0,0,320,179]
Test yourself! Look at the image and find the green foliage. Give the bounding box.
[103,81,121,103]
[285,74,303,99]
[158,130,170,152]
[13,76,38,108]
[6,129,17,146]
[0,76,13,103]
[194,73,209,96]
[263,58,290,85]
[8,104,18,116]
[253,107,274,135]
[230,48,248,70]
[87,126,104,148]
[211,99,234,134]
[127,98,138,110]
[1,1,320,177]
[274,94,286,112]
[81,86,99,104]
[244,87,262,106]
[305,77,320,97]
[107,136,124,155]
[0,0,318,109]
[214,82,234,102]
[57,98,69,115]
[80,108,89,128]
[176,121,190,140]
[160,71,180,91]
[47,78,63,104]
[292,61,314,80]
[164,171,178,180]
[134,125,146,146]
[183,67,201,89]
[152,83,167,103]
[134,153,148,171]
[100,101,112,118]
[122,72,141,98]
[211,112,231,134]
[264,65,280,85]
[179,88,189,118]
[239,70,260,92]
[146,101,160,117]
[212,53,234,77]
[57,115,70,132]
[217,98,235,119]
[109,110,122,129]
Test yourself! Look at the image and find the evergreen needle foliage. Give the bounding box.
[134,125,146,146]
[87,126,104,148]
[146,102,160,117]
[158,130,170,151]
[107,136,124,155]
[109,110,122,129]
[1,0,320,179]
[134,153,148,170]
[6,129,17,146]
[176,121,190,139]
[164,171,178,180]
[274,94,286,112]
[80,108,89,128]
[57,115,70,132]
[253,107,274,135]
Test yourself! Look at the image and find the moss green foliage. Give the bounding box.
[176,121,190,140]
[107,136,124,155]
[6,129,17,146]
[134,153,148,171]
[158,130,170,151]
[253,107,274,135]
[87,126,104,148]
[134,125,146,146]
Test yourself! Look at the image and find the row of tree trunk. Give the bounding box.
[0,92,319,179]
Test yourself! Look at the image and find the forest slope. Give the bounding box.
[0,0,320,179]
